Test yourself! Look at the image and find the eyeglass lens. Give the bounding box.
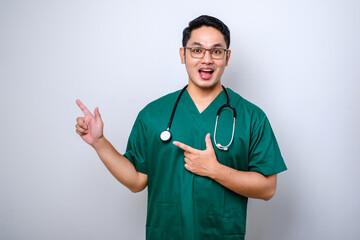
[190,47,226,59]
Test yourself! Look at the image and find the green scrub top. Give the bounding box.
[124,88,287,240]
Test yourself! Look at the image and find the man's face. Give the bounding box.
[180,26,231,90]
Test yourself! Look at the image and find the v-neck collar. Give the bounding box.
[182,89,227,116]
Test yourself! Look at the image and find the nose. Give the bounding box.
[201,49,214,64]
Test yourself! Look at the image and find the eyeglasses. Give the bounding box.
[184,47,228,59]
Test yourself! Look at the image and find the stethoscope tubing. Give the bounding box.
[167,85,188,130]
[160,85,237,151]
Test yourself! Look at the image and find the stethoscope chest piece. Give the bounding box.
[160,85,237,151]
[160,129,172,142]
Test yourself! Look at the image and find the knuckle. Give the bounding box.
[77,118,84,125]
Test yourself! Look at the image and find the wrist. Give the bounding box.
[209,162,223,180]
[91,136,107,150]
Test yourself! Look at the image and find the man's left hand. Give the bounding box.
[173,133,220,178]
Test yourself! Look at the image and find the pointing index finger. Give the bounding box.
[76,99,92,116]
[173,141,195,153]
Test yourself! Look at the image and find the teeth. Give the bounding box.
[200,69,213,72]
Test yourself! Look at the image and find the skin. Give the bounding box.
[75,25,277,200]
[175,26,277,200]
[75,99,147,193]
[173,134,277,200]
[179,26,231,112]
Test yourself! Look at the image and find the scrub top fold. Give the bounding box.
[123,87,287,240]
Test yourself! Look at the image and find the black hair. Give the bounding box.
[182,15,230,49]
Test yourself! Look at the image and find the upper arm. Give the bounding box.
[263,174,277,200]
[248,114,287,176]
[131,172,148,193]
[123,114,149,174]
[266,174,277,185]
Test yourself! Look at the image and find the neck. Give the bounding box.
[187,81,223,113]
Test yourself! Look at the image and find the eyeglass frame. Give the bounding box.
[183,47,229,59]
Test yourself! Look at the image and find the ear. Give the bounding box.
[225,50,231,66]
[179,47,186,64]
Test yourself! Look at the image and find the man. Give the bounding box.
[75,15,287,240]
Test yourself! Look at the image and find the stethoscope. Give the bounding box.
[160,85,237,151]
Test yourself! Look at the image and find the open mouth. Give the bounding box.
[199,69,214,80]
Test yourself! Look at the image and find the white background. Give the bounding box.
[1,0,359,239]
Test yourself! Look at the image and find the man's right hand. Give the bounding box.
[75,99,147,192]
[75,99,104,146]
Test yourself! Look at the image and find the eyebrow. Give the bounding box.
[213,43,225,48]
[189,42,203,47]
[190,42,225,48]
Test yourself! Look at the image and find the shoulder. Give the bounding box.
[227,88,266,118]
[137,89,181,119]
[226,88,269,132]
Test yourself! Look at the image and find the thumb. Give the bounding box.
[94,107,100,117]
[94,107,102,121]
[205,133,214,151]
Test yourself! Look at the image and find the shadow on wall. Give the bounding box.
[246,172,295,240]
[224,57,295,240]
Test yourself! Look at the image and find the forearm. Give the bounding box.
[91,137,147,193]
[210,164,277,201]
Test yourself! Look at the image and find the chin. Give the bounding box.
[193,79,220,89]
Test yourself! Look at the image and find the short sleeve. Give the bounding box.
[123,113,148,174]
[248,115,287,176]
